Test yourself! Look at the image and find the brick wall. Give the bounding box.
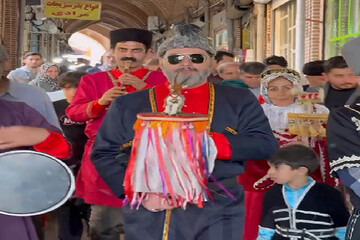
[304,0,323,62]
[0,0,19,73]
[265,4,272,57]
[234,19,241,50]
[264,1,323,62]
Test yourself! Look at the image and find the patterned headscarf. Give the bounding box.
[260,68,302,104]
[35,63,61,91]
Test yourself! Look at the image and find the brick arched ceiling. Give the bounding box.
[64,1,148,33]
[63,0,193,49]
[61,0,235,50]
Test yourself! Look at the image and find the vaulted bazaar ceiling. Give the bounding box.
[62,0,224,49]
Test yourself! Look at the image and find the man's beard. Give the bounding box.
[163,67,211,88]
[337,83,357,89]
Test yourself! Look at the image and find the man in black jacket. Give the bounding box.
[322,56,359,110]
[327,35,360,240]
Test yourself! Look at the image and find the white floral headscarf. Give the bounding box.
[35,63,61,91]
[260,68,302,104]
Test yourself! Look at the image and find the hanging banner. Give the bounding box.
[44,0,101,20]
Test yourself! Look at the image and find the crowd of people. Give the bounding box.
[0,23,360,240]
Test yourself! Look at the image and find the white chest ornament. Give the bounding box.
[163,83,185,116]
[123,82,220,211]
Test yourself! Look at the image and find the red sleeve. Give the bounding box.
[211,132,232,160]
[88,100,108,117]
[144,71,168,87]
[33,131,71,159]
[66,74,107,121]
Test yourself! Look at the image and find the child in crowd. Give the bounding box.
[257,145,349,240]
[53,71,90,240]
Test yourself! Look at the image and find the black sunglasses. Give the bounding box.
[166,54,206,65]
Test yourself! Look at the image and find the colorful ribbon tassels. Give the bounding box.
[124,113,217,209]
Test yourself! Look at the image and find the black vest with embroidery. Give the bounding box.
[327,95,360,174]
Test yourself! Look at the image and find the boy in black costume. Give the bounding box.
[258,145,349,240]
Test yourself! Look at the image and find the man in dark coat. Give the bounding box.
[327,95,360,240]
[327,35,360,240]
[91,24,278,240]
[322,56,359,110]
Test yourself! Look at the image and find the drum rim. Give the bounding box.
[0,150,75,217]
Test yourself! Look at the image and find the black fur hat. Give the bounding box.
[110,28,153,49]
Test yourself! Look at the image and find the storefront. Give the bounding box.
[324,0,360,58]
[272,0,296,68]
[238,11,255,62]
[212,10,229,50]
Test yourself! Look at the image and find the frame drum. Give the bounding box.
[0,150,75,216]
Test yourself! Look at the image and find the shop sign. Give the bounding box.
[44,0,101,20]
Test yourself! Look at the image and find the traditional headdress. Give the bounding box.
[260,68,302,104]
[110,28,153,49]
[158,24,215,57]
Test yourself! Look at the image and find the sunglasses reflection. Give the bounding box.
[167,54,206,65]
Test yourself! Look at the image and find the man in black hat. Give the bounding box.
[91,24,278,240]
[65,28,167,240]
[302,60,326,92]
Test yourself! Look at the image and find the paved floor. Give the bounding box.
[42,212,124,240]
[43,212,90,240]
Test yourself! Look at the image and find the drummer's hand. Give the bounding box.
[142,193,175,212]
[98,86,127,106]
[0,126,50,149]
[118,74,146,90]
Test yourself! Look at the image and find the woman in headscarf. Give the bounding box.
[30,63,61,92]
[256,68,337,186]
[260,68,328,132]
[240,69,336,240]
